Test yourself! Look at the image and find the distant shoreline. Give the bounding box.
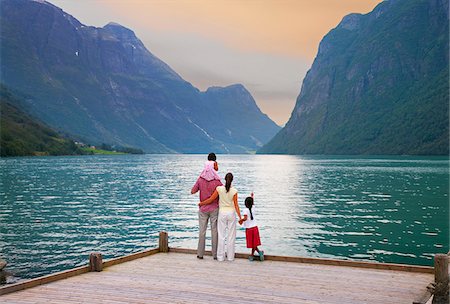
[1,153,449,159]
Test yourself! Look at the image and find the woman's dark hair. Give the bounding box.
[224,172,233,192]
[245,196,254,220]
[207,153,216,161]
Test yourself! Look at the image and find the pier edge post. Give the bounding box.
[0,259,6,284]
[432,254,449,304]
[89,252,103,272]
[159,231,169,253]
[0,259,6,270]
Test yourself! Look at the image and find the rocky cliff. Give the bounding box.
[0,0,280,153]
[259,0,449,155]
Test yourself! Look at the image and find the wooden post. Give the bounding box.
[0,259,6,270]
[159,231,168,253]
[432,254,449,304]
[0,270,6,285]
[89,252,103,272]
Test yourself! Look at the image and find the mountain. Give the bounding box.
[199,84,281,152]
[0,0,280,153]
[0,87,82,157]
[259,0,449,155]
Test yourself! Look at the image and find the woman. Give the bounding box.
[199,172,242,261]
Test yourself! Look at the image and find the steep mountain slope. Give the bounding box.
[0,87,82,156]
[0,0,280,153]
[199,84,281,152]
[259,0,449,155]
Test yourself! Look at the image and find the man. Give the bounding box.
[191,153,222,259]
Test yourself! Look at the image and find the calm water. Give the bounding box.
[0,154,448,282]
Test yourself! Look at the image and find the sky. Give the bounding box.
[48,0,382,126]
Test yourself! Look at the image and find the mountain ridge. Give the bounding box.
[259,0,449,155]
[1,0,280,153]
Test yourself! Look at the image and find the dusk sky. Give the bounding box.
[49,0,382,125]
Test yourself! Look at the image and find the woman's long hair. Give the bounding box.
[225,172,233,192]
[245,196,254,220]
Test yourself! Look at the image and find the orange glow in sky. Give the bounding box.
[49,0,382,125]
[103,0,381,59]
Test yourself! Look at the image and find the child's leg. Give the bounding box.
[248,246,255,261]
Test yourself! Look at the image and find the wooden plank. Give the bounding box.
[0,265,90,296]
[0,252,431,304]
[1,249,434,303]
[105,254,426,296]
[263,254,434,273]
[413,283,435,304]
[169,247,197,254]
[103,247,160,267]
[169,247,433,273]
[0,247,160,296]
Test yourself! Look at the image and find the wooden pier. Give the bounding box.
[0,232,448,304]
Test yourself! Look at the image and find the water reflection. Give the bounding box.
[0,154,448,282]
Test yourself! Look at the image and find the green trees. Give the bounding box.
[0,88,83,157]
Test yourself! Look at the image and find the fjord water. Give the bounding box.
[0,155,448,282]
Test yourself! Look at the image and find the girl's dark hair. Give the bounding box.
[224,172,233,192]
[245,196,254,220]
[207,153,216,161]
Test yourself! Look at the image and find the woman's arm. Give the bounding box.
[239,214,247,225]
[199,190,219,206]
[233,193,242,220]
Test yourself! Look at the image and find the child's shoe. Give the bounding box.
[259,251,264,261]
[248,255,254,261]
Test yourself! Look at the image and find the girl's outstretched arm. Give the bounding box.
[199,190,219,206]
